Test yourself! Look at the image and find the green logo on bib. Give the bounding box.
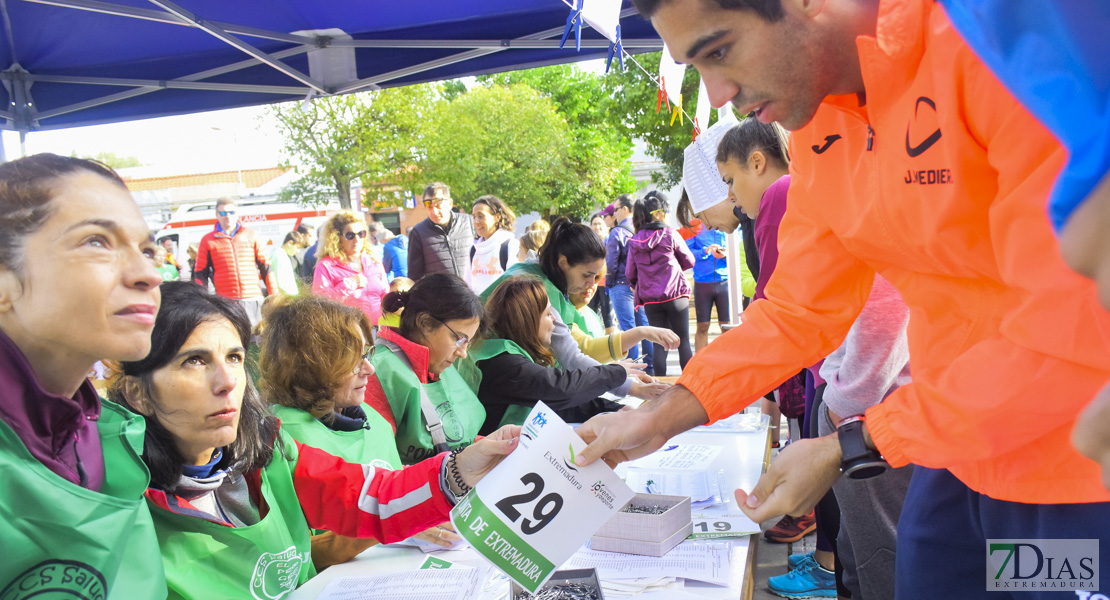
[1,560,107,600]
[249,546,306,600]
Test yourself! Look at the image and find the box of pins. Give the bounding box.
[589,493,692,557]
[510,568,605,600]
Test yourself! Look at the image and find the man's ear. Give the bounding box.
[796,0,829,19]
[119,375,155,417]
[0,268,23,313]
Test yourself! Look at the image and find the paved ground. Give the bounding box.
[660,313,814,600]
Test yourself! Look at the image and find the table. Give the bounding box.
[289,422,769,600]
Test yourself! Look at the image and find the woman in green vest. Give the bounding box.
[481,218,669,400]
[110,282,519,600]
[368,272,488,465]
[0,154,167,599]
[473,277,634,434]
[259,294,461,567]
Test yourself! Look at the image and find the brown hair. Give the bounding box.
[0,153,126,272]
[317,210,366,261]
[484,277,556,367]
[216,197,237,209]
[258,295,372,419]
[423,182,450,199]
[473,195,517,232]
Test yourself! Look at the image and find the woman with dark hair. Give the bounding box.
[110,282,519,599]
[0,153,167,597]
[472,277,635,434]
[367,272,489,465]
[481,218,669,400]
[261,295,460,566]
[469,194,519,295]
[626,191,697,375]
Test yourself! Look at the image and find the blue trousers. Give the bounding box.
[897,467,1110,599]
[610,284,652,370]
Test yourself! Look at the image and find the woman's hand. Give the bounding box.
[617,359,648,379]
[454,425,522,488]
[629,379,671,400]
[412,523,461,548]
[622,327,680,353]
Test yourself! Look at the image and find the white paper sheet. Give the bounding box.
[563,542,732,586]
[314,567,483,600]
[630,444,722,469]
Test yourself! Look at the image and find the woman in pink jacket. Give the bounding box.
[313,211,389,324]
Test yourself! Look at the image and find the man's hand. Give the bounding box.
[736,435,843,522]
[628,380,670,400]
[1074,382,1110,490]
[575,384,708,467]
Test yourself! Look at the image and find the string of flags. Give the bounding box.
[557,0,714,138]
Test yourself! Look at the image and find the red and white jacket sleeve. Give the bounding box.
[291,440,451,543]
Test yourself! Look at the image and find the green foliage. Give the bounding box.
[424,84,575,217]
[602,51,731,187]
[270,85,439,209]
[74,151,143,169]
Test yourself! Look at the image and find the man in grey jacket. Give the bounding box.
[408,182,475,281]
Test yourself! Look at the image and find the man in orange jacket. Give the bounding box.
[193,197,276,327]
[576,0,1110,595]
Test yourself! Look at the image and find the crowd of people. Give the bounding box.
[3,1,1110,598]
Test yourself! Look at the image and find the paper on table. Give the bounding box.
[624,468,720,502]
[564,542,731,586]
[630,445,723,470]
[389,534,468,553]
[689,509,760,539]
[314,567,483,600]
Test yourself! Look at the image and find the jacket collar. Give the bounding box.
[835,0,928,121]
[215,222,241,238]
[378,326,437,383]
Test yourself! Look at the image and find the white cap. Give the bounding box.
[683,111,740,214]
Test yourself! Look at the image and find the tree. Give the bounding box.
[270,84,439,209]
[75,151,143,169]
[424,84,583,218]
[602,51,731,188]
[479,64,638,214]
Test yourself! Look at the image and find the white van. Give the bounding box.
[155,196,341,270]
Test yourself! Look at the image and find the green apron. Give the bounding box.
[372,342,485,465]
[479,263,590,334]
[0,400,167,600]
[271,403,401,470]
[468,338,549,429]
[577,305,606,338]
[149,429,315,600]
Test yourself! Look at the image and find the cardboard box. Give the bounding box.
[510,568,605,600]
[590,493,692,557]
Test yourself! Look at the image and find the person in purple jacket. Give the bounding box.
[626,191,696,376]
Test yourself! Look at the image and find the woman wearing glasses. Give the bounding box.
[312,211,389,324]
[626,191,696,376]
[110,283,519,599]
[367,273,487,465]
[260,295,462,568]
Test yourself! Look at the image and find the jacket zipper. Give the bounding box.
[866,124,874,151]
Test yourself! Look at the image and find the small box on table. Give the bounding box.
[589,493,692,557]
[510,568,605,600]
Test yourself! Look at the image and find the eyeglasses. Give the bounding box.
[344,230,368,241]
[218,210,236,217]
[434,318,471,350]
[353,343,375,374]
[423,198,451,208]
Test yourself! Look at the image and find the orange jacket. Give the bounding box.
[193,225,275,300]
[680,0,1110,504]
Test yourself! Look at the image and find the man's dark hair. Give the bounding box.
[296,223,311,235]
[616,193,636,211]
[632,0,784,21]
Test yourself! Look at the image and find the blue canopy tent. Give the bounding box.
[0,0,661,135]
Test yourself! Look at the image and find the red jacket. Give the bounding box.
[680,0,1110,504]
[194,224,275,300]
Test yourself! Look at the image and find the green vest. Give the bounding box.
[577,305,605,338]
[468,338,543,430]
[149,429,315,600]
[0,400,167,600]
[479,263,589,334]
[372,343,485,465]
[271,403,401,470]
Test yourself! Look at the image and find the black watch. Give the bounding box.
[837,416,888,480]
